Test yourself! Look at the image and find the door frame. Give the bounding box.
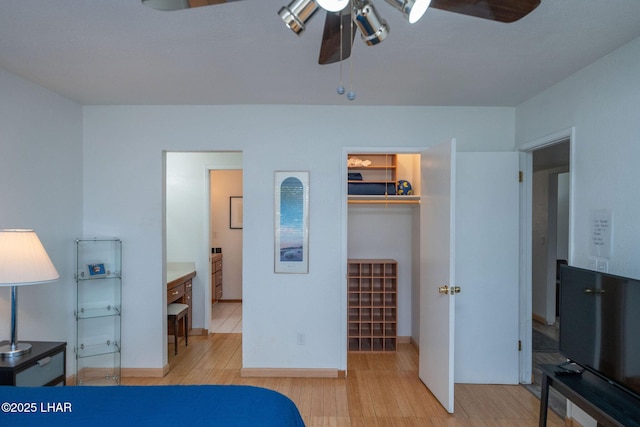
[517,127,575,383]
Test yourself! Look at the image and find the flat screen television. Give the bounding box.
[559,265,640,398]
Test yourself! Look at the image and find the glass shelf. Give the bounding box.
[77,375,120,386]
[76,305,121,320]
[75,237,121,385]
[77,272,122,281]
[76,340,120,359]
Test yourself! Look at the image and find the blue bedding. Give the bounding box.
[348,182,396,195]
[0,384,306,426]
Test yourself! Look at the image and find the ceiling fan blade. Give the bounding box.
[318,11,356,65]
[142,0,242,12]
[430,0,540,23]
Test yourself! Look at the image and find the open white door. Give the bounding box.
[419,139,456,413]
[454,152,520,384]
[419,145,520,412]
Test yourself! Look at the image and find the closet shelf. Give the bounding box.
[348,195,420,205]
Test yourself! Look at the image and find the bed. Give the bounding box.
[0,384,306,426]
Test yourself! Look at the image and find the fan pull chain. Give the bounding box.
[347,0,356,101]
[337,7,345,95]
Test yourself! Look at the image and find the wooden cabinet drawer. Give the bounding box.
[210,254,223,303]
[167,283,185,302]
[15,351,64,387]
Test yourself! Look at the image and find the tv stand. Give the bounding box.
[539,364,640,427]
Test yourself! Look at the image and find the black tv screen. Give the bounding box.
[559,265,640,398]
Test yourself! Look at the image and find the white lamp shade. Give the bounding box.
[316,0,350,12]
[0,229,59,286]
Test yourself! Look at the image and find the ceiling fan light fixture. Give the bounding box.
[279,0,319,35]
[141,0,190,11]
[384,0,431,24]
[353,0,389,46]
[316,0,350,12]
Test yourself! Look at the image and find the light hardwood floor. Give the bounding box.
[124,333,565,426]
[211,302,242,333]
[529,320,567,418]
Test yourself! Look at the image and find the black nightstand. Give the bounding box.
[0,341,66,386]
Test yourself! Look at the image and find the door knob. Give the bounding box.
[438,285,461,295]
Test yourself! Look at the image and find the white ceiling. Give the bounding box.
[1,0,639,106]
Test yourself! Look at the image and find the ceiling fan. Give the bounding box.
[142,0,541,65]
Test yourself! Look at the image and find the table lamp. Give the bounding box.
[0,229,59,358]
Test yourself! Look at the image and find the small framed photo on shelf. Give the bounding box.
[88,263,106,276]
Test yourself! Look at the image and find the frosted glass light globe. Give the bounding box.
[317,0,350,12]
[408,0,431,23]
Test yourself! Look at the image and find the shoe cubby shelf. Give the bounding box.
[347,259,397,352]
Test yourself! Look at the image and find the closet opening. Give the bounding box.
[346,151,422,357]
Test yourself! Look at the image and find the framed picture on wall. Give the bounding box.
[274,171,309,274]
[230,196,243,229]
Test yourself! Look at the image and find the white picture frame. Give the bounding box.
[274,171,309,274]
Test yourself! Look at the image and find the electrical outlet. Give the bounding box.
[297,332,305,346]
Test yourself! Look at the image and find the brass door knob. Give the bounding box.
[438,285,461,295]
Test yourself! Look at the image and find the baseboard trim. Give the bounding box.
[398,336,411,344]
[241,368,343,378]
[410,336,419,351]
[71,365,169,381]
[533,313,556,326]
[218,299,242,303]
[564,416,582,427]
[532,312,546,325]
[66,374,77,385]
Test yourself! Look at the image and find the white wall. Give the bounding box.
[82,105,514,371]
[531,170,550,322]
[557,173,570,261]
[516,35,640,427]
[210,169,243,300]
[0,67,83,376]
[517,36,640,277]
[531,167,569,325]
[348,205,415,337]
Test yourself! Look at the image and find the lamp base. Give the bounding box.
[0,342,32,358]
